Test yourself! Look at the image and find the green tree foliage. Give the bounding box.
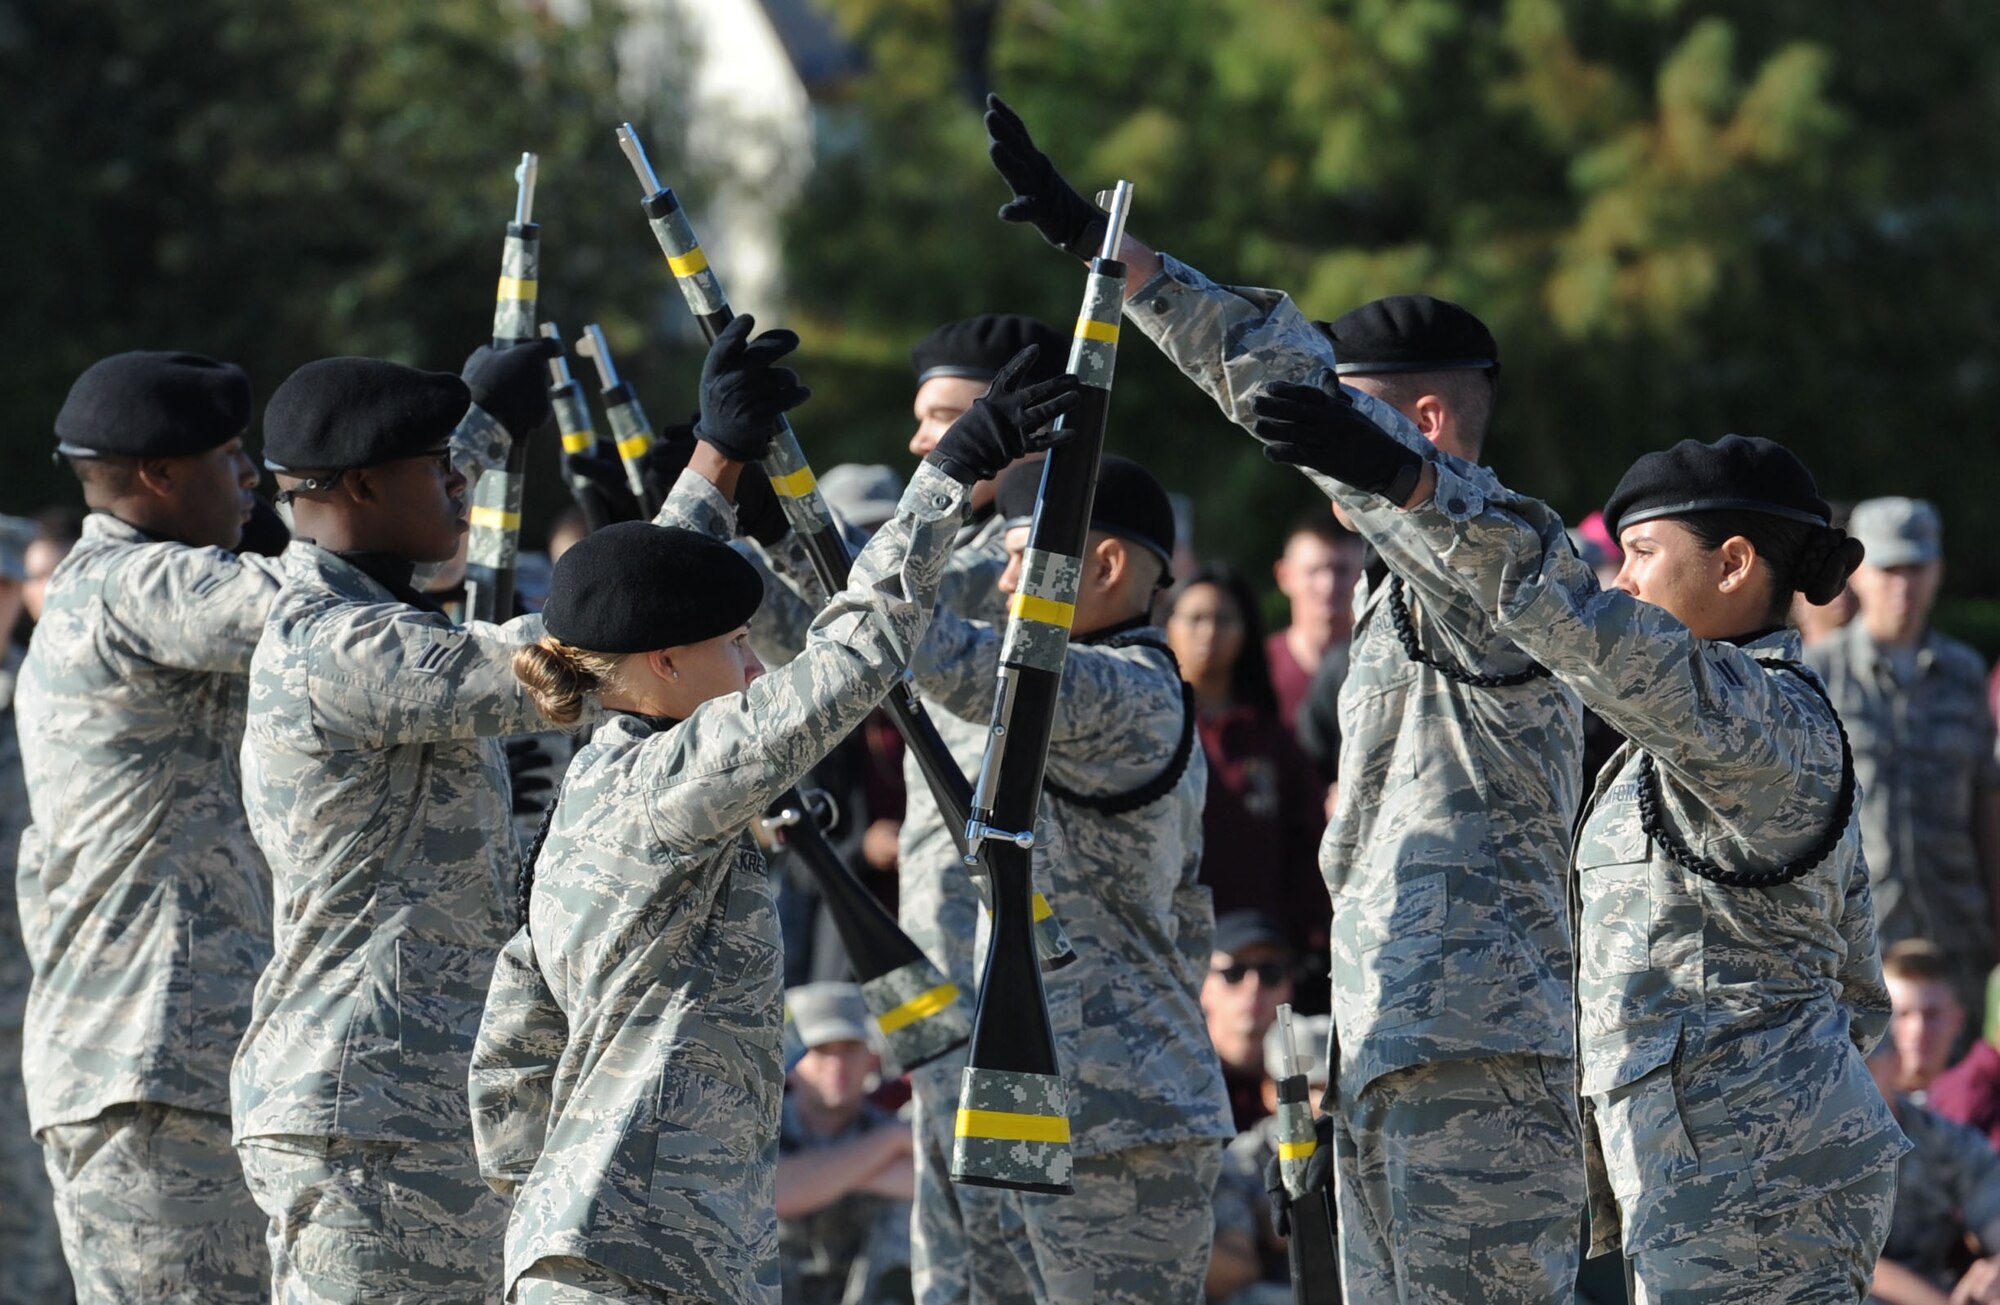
[788,0,2000,625]
[0,0,708,533]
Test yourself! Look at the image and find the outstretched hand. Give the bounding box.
[1250,381,1429,505]
[984,95,1107,261]
[926,344,1084,485]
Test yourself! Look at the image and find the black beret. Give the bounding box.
[997,454,1176,578]
[543,522,762,654]
[911,314,1065,389]
[56,351,252,459]
[1603,434,1830,539]
[1322,294,1499,377]
[263,358,469,473]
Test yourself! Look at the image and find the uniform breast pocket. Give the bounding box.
[1332,872,1447,1030]
[1580,863,1652,983]
[649,1066,771,1259]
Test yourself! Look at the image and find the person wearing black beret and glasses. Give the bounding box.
[14,350,279,1303]
[230,333,716,1303]
[464,342,1077,1305]
[1246,383,1910,1301]
[973,98,1590,1303]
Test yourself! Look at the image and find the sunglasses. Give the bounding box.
[1211,960,1289,986]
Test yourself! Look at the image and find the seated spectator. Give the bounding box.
[1928,966,2000,1150]
[1203,912,1297,1131]
[777,983,914,1305]
[1887,940,1967,1097]
[1168,564,1330,987]
[1868,1033,2000,1305]
[1209,1014,1335,1304]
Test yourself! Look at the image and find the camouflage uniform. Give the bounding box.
[1878,1094,2000,1290]
[748,508,1233,1302]
[0,645,73,1303]
[1327,427,1911,1300]
[468,463,966,1304]
[1805,621,2000,1020]
[234,404,566,1304]
[16,512,281,1303]
[1126,254,1585,1302]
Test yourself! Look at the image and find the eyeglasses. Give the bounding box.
[1211,960,1289,986]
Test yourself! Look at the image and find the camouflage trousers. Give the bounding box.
[512,1255,693,1303]
[1625,1164,1894,1305]
[1332,1054,1583,1304]
[239,1134,507,1304]
[39,1102,267,1305]
[911,1077,1219,1305]
[1,1018,72,1302]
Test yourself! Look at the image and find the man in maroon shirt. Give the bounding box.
[1264,510,1362,731]
[1932,967,2000,1149]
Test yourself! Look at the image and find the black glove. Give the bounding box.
[1249,381,1428,503]
[504,736,557,816]
[1261,1112,1335,1237]
[925,345,1084,485]
[694,314,811,464]
[565,453,641,532]
[733,466,792,547]
[463,338,562,441]
[985,94,1107,260]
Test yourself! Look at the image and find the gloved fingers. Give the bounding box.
[1249,392,1331,426]
[986,344,1039,395]
[1261,441,1315,468]
[736,327,802,373]
[983,94,1033,152]
[1017,382,1084,432]
[702,313,758,381]
[520,337,561,362]
[1261,379,1334,406]
[1021,422,1080,455]
[995,194,1041,225]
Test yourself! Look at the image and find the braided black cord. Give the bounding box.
[1042,635,1201,816]
[1635,659,1857,889]
[516,794,560,935]
[1386,576,1551,688]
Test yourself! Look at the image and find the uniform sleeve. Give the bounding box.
[110,546,282,674]
[469,925,566,1197]
[910,611,1173,767]
[637,464,967,848]
[1371,462,1845,838]
[1837,864,1892,1055]
[302,604,557,748]
[652,464,738,540]
[1124,254,1522,667]
[740,533,830,670]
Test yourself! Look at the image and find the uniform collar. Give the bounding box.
[83,511,160,546]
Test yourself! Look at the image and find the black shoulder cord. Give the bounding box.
[1386,575,1551,689]
[1041,633,1199,817]
[516,791,561,935]
[1635,659,1857,888]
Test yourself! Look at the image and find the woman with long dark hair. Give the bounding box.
[1166,562,1330,985]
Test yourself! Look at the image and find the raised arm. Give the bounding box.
[642,464,967,846]
[113,544,283,674]
[298,602,555,748]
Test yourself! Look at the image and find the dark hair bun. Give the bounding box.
[1796,527,1864,607]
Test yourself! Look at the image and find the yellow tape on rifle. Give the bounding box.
[468,506,521,531]
[495,276,539,300]
[955,1109,1072,1144]
[874,982,960,1035]
[667,247,710,278]
[1009,592,1075,630]
[1072,316,1119,344]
